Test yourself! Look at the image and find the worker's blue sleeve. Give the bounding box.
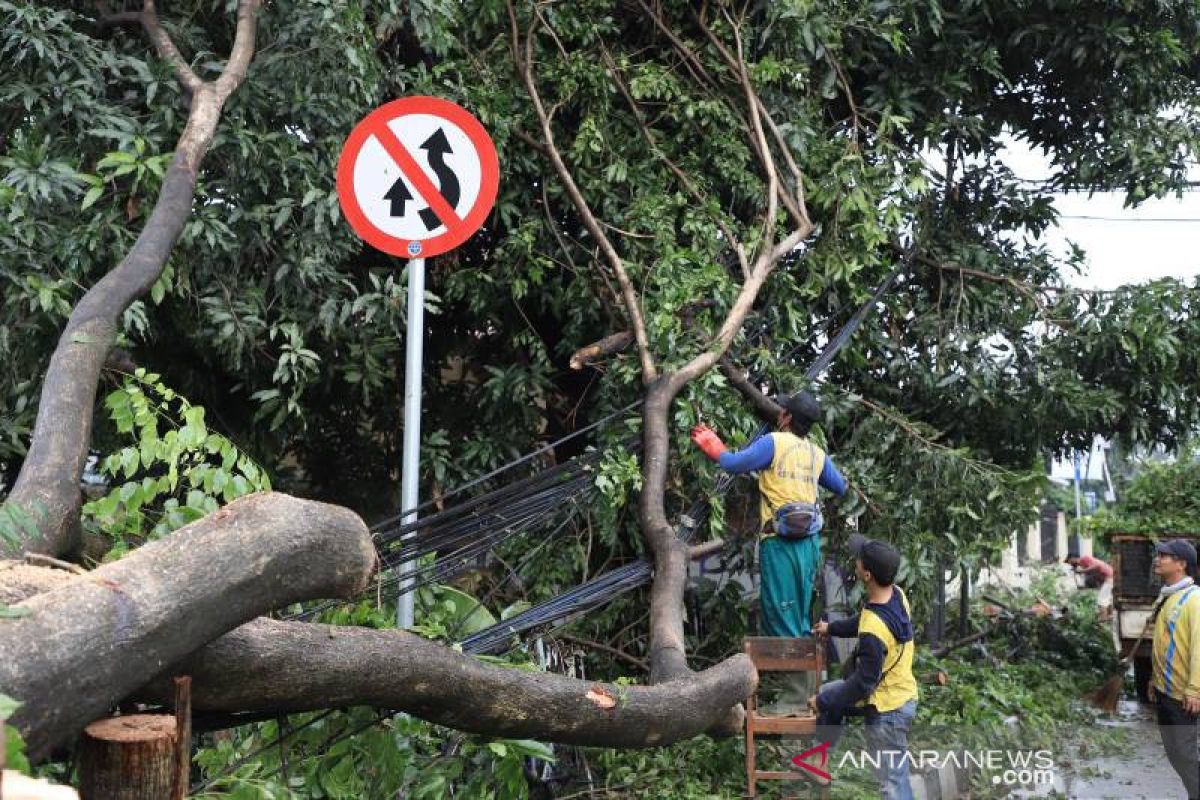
[820,456,848,496]
[717,434,774,473]
[827,614,860,638]
[817,633,885,712]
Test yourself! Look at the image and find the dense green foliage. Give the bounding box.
[1081,452,1200,538]
[5,0,1200,537]
[82,370,273,556]
[4,0,1200,796]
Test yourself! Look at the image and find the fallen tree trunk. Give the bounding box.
[137,618,756,748]
[0,492,375,760]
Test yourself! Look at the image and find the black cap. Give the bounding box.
[779,391,822,423]
[1156,539,1197,572]
[849,533,902,585]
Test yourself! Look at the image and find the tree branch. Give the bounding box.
[213,0,261,100]
[727,12,779,257]
[140,1,203,93]
[1,493,376,760]
[551,632,649,673]
[598,46,750,280]
[632,0,714,90]
[570,331,634,370]
[694,11,811,231]
[823,47,862,144]
[3,0,262,557]
[507,1,658,385]
[717,356,782,425]
[134,618,754,749]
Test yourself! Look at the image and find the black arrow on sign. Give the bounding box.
[418,128,460,231]
[384,177,413,217]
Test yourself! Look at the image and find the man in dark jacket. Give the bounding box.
[810,535,918,800]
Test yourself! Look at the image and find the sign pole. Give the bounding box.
[397,256,425,629]
[335,96,498,630]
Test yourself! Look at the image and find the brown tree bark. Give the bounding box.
[1,0,262,559]
[77,715,176,800]
[569,331,634,370]
[718,356,784,425]
[0,492,376,760]
[136,618,756,749]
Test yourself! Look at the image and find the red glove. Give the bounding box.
[690,424,727,461]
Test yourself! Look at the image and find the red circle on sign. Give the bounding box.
[336,96,499,258]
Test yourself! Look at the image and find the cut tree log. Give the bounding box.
[136,618,756,749]
[931,629,989,658]
[77,715,176,800]
[921,670,950,686]
[0,492,376,760]
[0,561,76,604]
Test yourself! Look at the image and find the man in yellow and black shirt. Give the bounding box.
[1151,538,1200,800]
[812,535,917,800]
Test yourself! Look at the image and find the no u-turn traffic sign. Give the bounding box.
[336,96,499,258]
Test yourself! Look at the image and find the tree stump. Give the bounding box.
[77,715,177,800]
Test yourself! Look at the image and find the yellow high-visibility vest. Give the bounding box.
[857,588,919,713]
[757,432,824,525]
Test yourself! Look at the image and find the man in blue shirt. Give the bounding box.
[691,392,848,638]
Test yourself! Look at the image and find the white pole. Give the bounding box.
[1073,452,1083,521]
[397,257,425,629]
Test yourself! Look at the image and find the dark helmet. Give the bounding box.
[780,391,822,424]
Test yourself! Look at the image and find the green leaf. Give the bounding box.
[81,184,103,209]
[430,585,497,635]
[120,447,140,478]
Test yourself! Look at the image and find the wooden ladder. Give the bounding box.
[743,637,830,799]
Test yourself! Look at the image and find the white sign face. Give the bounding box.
[336,96,500,259]
[351,114,483,240]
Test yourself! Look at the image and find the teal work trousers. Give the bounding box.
[759,533,821,637]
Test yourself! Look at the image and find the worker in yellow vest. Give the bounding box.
[811,535,917,800]
[1150,538,1200,799]
[690,392,847,638]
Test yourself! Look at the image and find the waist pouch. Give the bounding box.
[773,500,823,539]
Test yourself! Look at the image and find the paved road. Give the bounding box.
[1053,700,1187,800]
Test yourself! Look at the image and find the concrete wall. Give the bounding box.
[974,511,1091,595]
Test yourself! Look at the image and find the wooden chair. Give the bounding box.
[743,637,830,799]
